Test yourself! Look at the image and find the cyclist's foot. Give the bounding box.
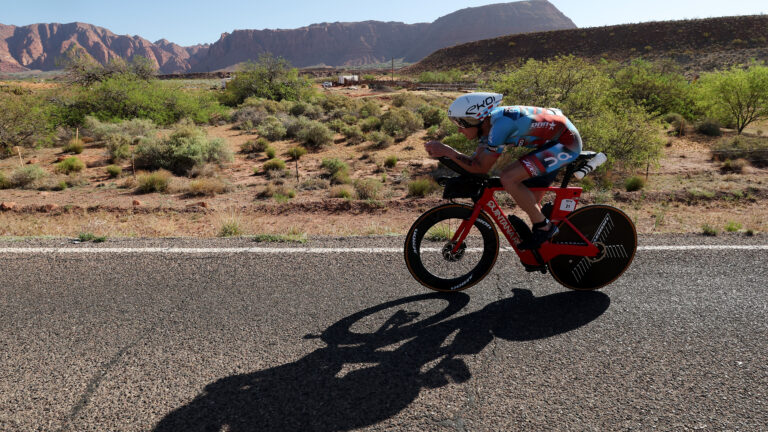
[518,220,558,250]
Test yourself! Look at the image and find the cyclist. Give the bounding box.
[424,92,582,250]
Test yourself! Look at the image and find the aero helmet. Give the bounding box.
[447,92,503,128]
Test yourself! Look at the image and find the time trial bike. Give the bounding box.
[404,152,637,292]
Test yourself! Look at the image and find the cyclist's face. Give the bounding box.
[458,126,479,140]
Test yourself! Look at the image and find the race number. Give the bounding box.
[559,199,576,212]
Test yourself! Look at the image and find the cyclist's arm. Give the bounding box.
[425,140,498,174]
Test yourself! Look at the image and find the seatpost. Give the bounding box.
[560,163,577,188]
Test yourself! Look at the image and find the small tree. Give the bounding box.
[696,64,768,134]
[0,92,52,155]
[220,53,310,106]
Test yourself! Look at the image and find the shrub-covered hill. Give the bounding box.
[406,15,768,76]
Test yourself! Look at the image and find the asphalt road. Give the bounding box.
[1,234,766,431]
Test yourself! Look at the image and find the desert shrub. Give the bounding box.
[696,118,722,136]
[263,158,286,172]
[359,116,381,133]
[417,105,446,128]
[69,74,227,126]
[297,121,333,149]
[55,156,85,174]
[106,165,122,178]
[105,133,133,162]
[220,54,311,106]
[219,221,242,237]
[284,116,314,138]
[186,177,230,196]
[664,113,687,136]
[134,123,232,175]
[0,91,53,155]
[695,64,768,134]
[231,106,269,130]
[720,158,748,173]
[257,116,287,141]
[408,178,439,197]
[391,93,427,110]
[725,221,742,232]
[384,156,398,168]
[241,138,269,154]
[299,177,330,190]
[260,183,296,199]
[624,176,645,192]
[289,101,323,119]
[136,170,171,193]
[354,178,383,200]
[712,136,768,167]
[321,158,349,176]
[612,59,696,118]
[360,100,381,118]
[0,172,10,189]
[329,185,354,199]
[367,131,394,149]
[341,125,365,144]
[265,146,276,159]
[287,146,307,159]
[417,69,464,83]
[10,165,46,188]
[63,138,85,154]
[442,133,476,155]
[702,224,718,236]
[381,108,423,139]
[240,97,289,113]
[327,119,346,132]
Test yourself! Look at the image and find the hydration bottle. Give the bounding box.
[573,152,607,180]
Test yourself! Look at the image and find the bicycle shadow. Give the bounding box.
[154,288,610,432]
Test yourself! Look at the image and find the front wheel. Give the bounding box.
[548,205,637,290]
[404,204,499,292]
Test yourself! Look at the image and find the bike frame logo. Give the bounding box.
[486,200,522,245]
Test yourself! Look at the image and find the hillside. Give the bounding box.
[407,14,768,75]
[0,0,575,73]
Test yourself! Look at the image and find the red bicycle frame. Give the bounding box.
[449,185,600,267]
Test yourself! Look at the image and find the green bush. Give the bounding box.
[442,133,475,155]
[720,158,748,173]
[367,131,394,149]
[384,156,398,168]
[341,125,365,144]
[219,53,311,106]
[63,138,85,154]
[287,146,307,159]
[11,165,46,188]
[359,116,381,133]
[105,133,133,162]
[329,185,354,199]
[417,105,446,128]
[136,170,171,193]
[257,116,287,141]
[134,123,232,175]
[55,156,85,174]
[265,146,276,159]
[408,178,439,197]
[702,224,718,236]
[106,165,122,178]
[624,176,645,192]
[263,158,287,172]
[284,116,314,138]
[0,171,11,189]
[321,158,349,176]
[696,118,722,136]
[297,121,333,149]
[69,74,227,126]
[85,116,157,140]
[725,221,742,232]
[360,100,381,118]
[354,178,383,200]
[613,59,696,118]
[0,91,53,155]
[241,138,269,154]
[290,101,323,119]
[381,107,423,139]
[695,64,768,134]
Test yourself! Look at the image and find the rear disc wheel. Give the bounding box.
[548,205,637,290]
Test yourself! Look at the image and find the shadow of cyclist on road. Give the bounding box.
[154,288,609,432]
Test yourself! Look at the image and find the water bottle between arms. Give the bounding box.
[573,152,607,180]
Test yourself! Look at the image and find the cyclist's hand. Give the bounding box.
[425,141,453,158]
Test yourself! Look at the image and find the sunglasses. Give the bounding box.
[449,117,481,129]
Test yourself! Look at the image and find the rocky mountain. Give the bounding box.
[406,14,768,75]
[0,0,575,73]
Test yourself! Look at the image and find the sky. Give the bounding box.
[1,0,767,47]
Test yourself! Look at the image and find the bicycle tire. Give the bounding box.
[404,203,499,292]
[548,205,637,290]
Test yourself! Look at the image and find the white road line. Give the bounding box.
[0,245,766,254]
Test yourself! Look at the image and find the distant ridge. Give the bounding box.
[406,14,768,74]
[0,0,575,73]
